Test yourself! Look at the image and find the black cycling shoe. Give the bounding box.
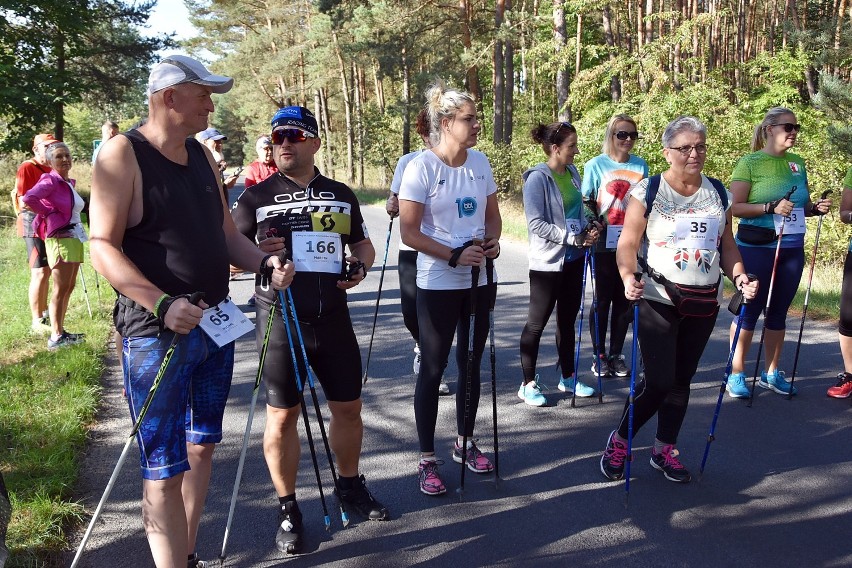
[275,500,304,554]
[187,552,209,568]
[335,474,389,521]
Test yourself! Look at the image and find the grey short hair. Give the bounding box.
[44,142,70,163]
[661,116,706,148]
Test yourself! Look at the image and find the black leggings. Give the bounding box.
[615,300,717,445]
[589,251,630,356]
[415,283,495,453]
[519,257,585,382]
[840,251,852,337]
[398,249,419,343]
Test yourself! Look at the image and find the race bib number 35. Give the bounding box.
[292,231,343,274]
[674,215,719,249]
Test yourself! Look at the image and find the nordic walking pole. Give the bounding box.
[748,187,795,406]
[485,255,499,486]
[590,250,604,403]
[220,298,278,562]
[458,263,481,499]
[71,292,203,568]
[699,283,752,480]
[571,250,591,408]
[277,289,335,532]
[363,217,394,384]
[285,289,349,527]
[625,273,642,507]
[78,268,93,318]
[787,190,831,399]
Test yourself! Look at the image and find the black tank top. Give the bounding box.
[116,130,229,336]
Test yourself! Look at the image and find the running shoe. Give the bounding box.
[31,317,51,336]
[517,377,547,407]
[453,440,494,473]
[418,459,446,496]
[438,379,451,395]
[590,353,611,377]
[335,474,389,520]
[557,375,595,397]
[650,444,692,483]
[274,500,303,554]
[725,372,750,399]
[758,370,798,396]
[827,372,852,399]
[187,552,212,567]
[47,332,84,350]
[413,344,421,375]
[600,430,627,481]
[609,354,629,377]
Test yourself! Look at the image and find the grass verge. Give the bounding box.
[0,224,111,567]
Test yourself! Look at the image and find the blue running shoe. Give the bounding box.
[725,372,750,398]
[558,375,595,397]
[759,370,798,396]
[517,377,547,407]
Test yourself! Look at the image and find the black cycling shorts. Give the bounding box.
[255,297,362,409]
[25,237,48,269]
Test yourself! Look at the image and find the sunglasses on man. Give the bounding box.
[271,128,316,145]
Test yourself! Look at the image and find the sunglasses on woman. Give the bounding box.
[772,123,802,133]
[614,130,639,140]
[271,128,316,145]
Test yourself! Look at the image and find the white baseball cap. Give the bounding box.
[147,55,234,96]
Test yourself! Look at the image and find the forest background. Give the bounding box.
[2,1,852,564]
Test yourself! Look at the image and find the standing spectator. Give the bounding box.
[726,107,830,398]
[22,142,87,349]
[385,108,451,394]
[244,135,278,188]
[92,120,119,164]
[89,54,293,567]
[830,165,852,398]
[518,121,600,406]
[199,127,239,190]
[399,82,501,495]
[15,133,58,335]
[581,114,649,378]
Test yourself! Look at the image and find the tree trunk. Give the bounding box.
[602,5,621,101]
[373,59,385,113]
[554,0,570,120]
[333,31,354,184]
[55,30,65,139]
[402,42,412,155]
[320,87,334,178]
[494,0,505,144]
[459,0,482,113]
[353,62,364,188]
[505,0,514,144]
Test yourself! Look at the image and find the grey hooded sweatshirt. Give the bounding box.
[521,162,588,272]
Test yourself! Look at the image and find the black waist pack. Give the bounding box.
[660,280,719,317]
[736,224,777,245]
[640,258,719,317]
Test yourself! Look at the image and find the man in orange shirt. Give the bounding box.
[15,133,59,335]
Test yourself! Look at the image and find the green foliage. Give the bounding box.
[814,74,852,158]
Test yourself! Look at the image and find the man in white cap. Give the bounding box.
[244,135,278,188]
[199,127,240,190]
[89,54,294,568]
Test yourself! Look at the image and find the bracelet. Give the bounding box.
[153,294,171,319]
[259,254,273,279]
[763,202,770,214]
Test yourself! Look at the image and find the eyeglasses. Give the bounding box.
[667,144,708,156]
[271,128,316,144]
[614,130,640,141]
[772,123,802,133]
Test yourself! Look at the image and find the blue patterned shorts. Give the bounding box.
[123,328,234,480]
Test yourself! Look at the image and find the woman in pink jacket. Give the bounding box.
[22,142,86,350]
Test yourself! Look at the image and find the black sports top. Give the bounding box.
[231,168,369,320]
[116,129,229,337]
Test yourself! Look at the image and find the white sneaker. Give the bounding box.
[438,380,450,395]
[413,344,421,375]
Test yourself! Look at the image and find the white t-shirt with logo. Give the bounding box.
[399,149,498,290]
[390,149,424,252]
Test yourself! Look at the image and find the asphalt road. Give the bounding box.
[66,185,852,567]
